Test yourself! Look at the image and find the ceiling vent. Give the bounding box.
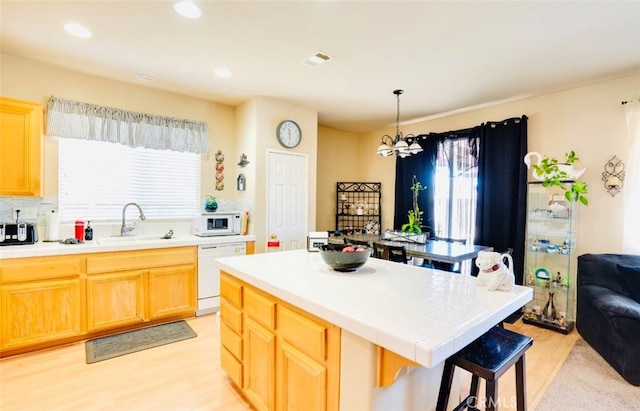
[301,51,333,68]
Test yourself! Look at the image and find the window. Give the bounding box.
[58,138,200,221]
[433,138,479,243]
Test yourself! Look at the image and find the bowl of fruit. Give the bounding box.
[319,243,372,272]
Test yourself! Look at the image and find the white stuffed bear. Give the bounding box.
[475,250,515,291]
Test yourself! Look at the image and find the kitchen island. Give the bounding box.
[216,249,532,411]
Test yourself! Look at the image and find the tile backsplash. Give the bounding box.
[1,196,253,241]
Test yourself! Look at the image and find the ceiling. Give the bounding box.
[1,1,639,134]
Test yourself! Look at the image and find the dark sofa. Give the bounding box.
[576,253,640,385]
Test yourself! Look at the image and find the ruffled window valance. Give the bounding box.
[46,96,210,154]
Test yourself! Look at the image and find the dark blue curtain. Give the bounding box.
[475,116,528,284]
[393,116,528,284]
[394,135,437,237]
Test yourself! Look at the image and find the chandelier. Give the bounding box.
[376,89,423,158]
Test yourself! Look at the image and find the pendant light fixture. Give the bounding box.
[376,89,423,158]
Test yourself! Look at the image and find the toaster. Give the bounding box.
[0,223,37,246]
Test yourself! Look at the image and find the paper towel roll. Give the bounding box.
[46,210,60,241]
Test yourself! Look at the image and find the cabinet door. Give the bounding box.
[0,97,42,196]
[278,339,327,411]
[1,278,81,349]
[148,264,196,319]
[86,271,145,332]
[244,317,276,411]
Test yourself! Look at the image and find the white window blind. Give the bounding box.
[58,138,200,221]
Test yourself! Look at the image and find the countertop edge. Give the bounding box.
[0,234,256,260]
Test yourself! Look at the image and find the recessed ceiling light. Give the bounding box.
[214,68,233,78]
[136,74,156,83]
[64,23,92,38]
[174,1,202,19]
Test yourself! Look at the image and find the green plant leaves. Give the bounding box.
[531,152,589,206]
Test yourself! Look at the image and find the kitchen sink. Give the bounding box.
[96,234,176,245]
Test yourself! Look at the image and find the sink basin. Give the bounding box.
[97,236,139,244]
[97,235,174,245]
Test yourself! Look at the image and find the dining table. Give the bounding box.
[328,232,493,266]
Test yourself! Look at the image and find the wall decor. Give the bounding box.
[215,149,225,191]
[602,155,625,197]
[237,174,246,191]
[238,153,249,167]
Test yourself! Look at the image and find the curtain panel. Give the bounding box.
[46,96,211,154]
[623,100,640,254]
[475,116,528,285]
[393,116,528,282]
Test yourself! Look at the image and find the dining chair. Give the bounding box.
[344,237,371,247]
[372,242,408,264]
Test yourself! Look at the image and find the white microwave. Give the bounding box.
[193,212,242,236]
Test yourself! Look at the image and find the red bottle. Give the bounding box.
[75,220,85,241]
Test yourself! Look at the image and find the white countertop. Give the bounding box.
[0,234,256,259]
[216,249,532,369]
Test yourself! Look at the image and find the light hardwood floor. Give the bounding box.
[0,314,577,411]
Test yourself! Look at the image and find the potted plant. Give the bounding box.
[401,175,427,234]
[527,150,589,206]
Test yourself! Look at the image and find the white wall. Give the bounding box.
[238,96,318,253]
[1,53,320,247]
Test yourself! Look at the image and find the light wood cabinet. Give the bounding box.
[244,317,276,411]
[220,271,340,411]
[276,304,339,411]
[1,278,81,349]
[0,97,42,196]
[86,247,197,327]
[1,246,197,357]
[86,270,145,332]
[0,255,82,350]
[220,273,244,388]
[148,264,195,320]
[278,339,327,411]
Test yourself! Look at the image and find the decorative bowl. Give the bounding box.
[319,244,371,272]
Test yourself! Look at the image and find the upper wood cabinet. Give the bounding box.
[0,97,42,196]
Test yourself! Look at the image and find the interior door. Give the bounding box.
[267,151,308,251]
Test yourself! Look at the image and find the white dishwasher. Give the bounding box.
[197,242,246,316]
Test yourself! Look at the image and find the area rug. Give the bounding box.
[85,320,197,364]
[535,337,640,410]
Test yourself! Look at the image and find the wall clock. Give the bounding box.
[276,120,302,148]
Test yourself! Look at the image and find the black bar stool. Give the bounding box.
[436,326,533,411]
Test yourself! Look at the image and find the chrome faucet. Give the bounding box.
[121,203,146,236]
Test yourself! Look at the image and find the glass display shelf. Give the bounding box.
[522,182,578,334]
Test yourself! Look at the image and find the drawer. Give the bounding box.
[278,305,327,361]
[220,299,243,335]
[86,247,196,274]
[1,256,81,283]
[220,321,242,361]
[244,287,275,330]
[220,346,243,389]
[220,273,242,308]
